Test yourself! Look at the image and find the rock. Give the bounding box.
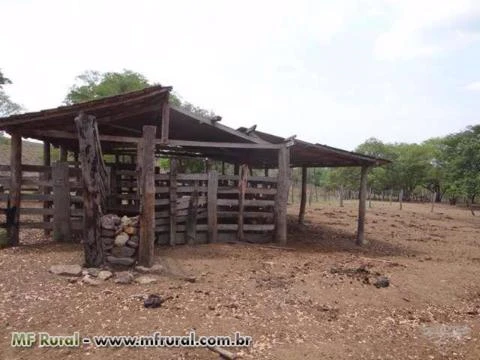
[135,264,164,274]
[126,237,139,248]
[107,256,135,266]
[374,276,390,288]
[114,233,129,247]
[87,268,100,277]
[184,276,196,283]
[124,226,137,235]
[101,237,114,245]
[101,214,121,230]
[49,264,82,277]
[98,270,113,281]
[114,271,134,284]
[143,294,172,308]
[111,246,136,258]
[101,228,116,237]
[82,275,102,286]
[135,275,159,284]
[121,216,132,227]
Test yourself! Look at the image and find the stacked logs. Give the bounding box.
[101,214,139,266]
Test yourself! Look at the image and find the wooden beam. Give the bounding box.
[275,145,290,244]
[161,96,170,144]
[7,133,21,246]
[207,170,218,242]
[52,162,71,242]
[75,113,107,267]
[138,125,157,266]
[238,164,247,241]
[298,166,307,224]
[169,157,178,246]
[163,139,282,149]
[25,129,140,144]
[42,141,51,233]
[356,166,369,246]
[185,181,199,245]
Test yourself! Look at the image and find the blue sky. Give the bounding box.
[1,0,479,150]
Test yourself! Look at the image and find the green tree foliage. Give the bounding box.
[0,69,22,117]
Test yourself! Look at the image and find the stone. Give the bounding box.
[114,271,134,284]
[121,215,132,227]
[135,264,164,275]
[101,214,121,230]
[49,264,82,277]
[101,228,116,237]
[111,246,136,258]
[87,268,100,277]
[124,226,136,235]
[82,275,102,286]
[114,233,129,247]
[127,239,139,248]
[101,237,114,244]
[107,256,135,266]
[98,270,113,281]
[374,276,390,288]
[135,275,159,285]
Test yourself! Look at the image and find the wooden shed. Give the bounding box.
[0,85,387,267]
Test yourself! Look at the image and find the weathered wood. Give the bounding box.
[234,164,239,176]
[264,167,269,177]
[207,170,218,242]
[339,185,344,207]
[7,133,21,246]
[161,98,170,143]
[52,162,71,242]
[221,162,225,175]
[275,145,290,244]
[27,129,140,144]
[75,112,108,267]
[217,198,275,207]
[164,139,283,149]
[237,164,248,240]
[298,166,307,224]
[60,146,68,162]
[185,181,199,244]
[356,166,369,246]
[42,141,51,233]
[169,158,178,246]
[138,125,157,266]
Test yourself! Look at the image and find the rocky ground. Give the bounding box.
[1,201,480,359]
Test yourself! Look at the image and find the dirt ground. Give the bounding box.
[1,201,480,359]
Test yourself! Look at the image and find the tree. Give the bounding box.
[0,69,22,117]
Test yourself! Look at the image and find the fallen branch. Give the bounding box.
[207,346,240,359]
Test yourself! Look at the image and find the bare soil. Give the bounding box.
[1,201,480,359]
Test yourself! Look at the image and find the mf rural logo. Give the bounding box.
[11,332,82,347]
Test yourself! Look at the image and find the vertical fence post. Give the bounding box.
[138,125,156,267]
[238,165,247,241]
[356,165,369,246]
[207,170,218,242]
[7,133,22,246]
[275,145,290,244]
[169,158,178,246]
[52,162,71,242]
[42,141,51,235]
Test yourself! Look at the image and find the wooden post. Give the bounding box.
[138,125,157,267]
[356,166,369,246]
[234,164,239,176]
[399,189,403,210]
[298,166,307,224]
[264,167,269,177]
[75,113,107,267]
[42,141,51,234]
[221,162,225,175]
[275,145,290,244]
[431,191,436,212]
[169,158,178,246]
[238,164,247,240]
[7,133,21,246]
[60,146,68,162]
[161,98,170,143]
[52,162,71,242]
[185,181,199,245]
[207,170,218,242]
[339,185,344,207]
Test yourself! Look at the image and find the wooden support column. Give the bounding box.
[275,145,290,244]
[60,146,68,162]
[298,166,307,224]
[207,170,218,242]
[234,164,239,176]
[161,97,170,143]
[356,166,369,246]
[221,162,226,175]
[238,164,248,241]
[138,125,157,267]
[339,185,344,207]
[264,167,269,177]
[52,162,71,242]
[169,158,178,246]
[42,141,51,233]
[7,133,21,246]
[185,181,199,245]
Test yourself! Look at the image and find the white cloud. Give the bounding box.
[464,81,480,91]
[373,0,480,60]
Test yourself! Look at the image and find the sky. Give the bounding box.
[1,0,480,150]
